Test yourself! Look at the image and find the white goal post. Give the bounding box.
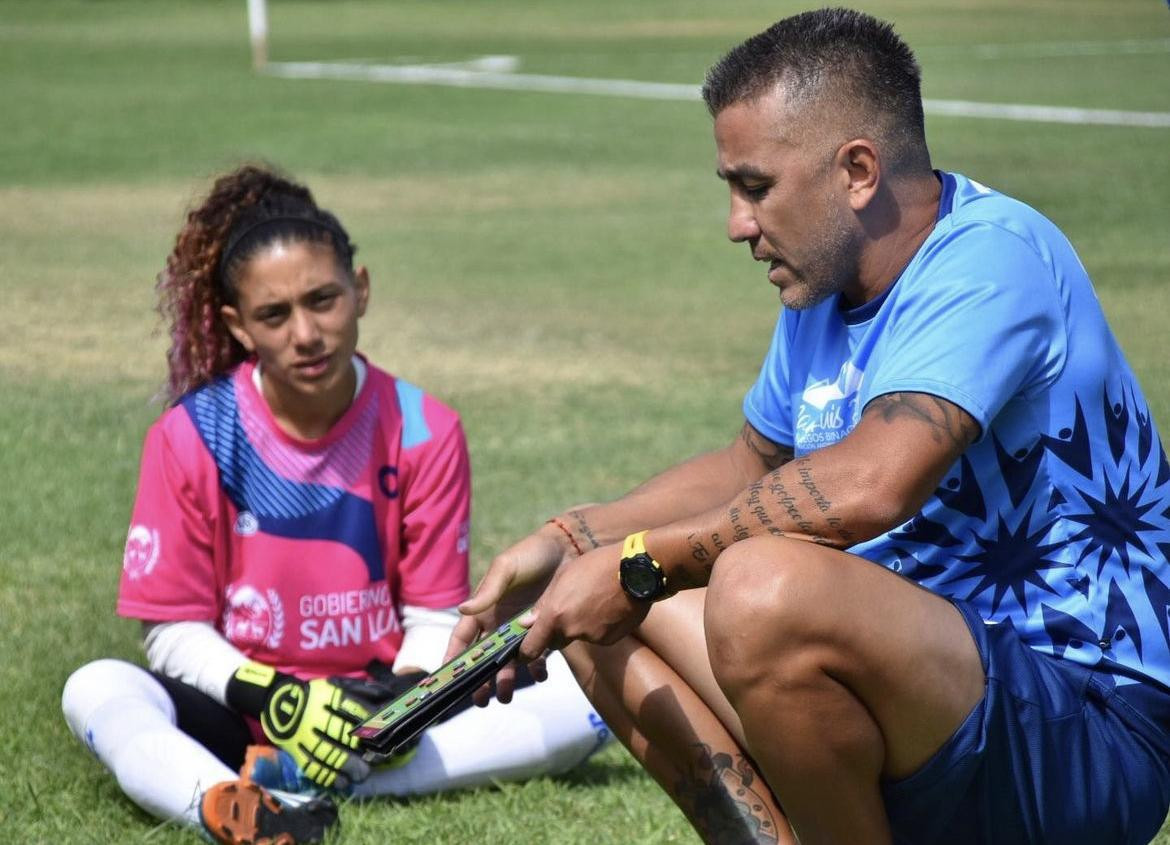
[247,0,268,70]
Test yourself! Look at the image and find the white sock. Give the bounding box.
[352,651,611,798]
[62,659,236,827]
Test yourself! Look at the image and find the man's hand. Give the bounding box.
[226,663,372,790]
[520,542,652,661]
[446,521,579,702]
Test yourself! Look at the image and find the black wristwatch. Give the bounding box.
[619,531,669,601]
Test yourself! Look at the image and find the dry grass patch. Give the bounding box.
[0,170,681,389]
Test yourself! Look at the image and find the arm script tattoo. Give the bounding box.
[863,392,980,450]
[740,422,795,472]
[566,509,601,549]
[673,742,781,844]
[673,396,973,586]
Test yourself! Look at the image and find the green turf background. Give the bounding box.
[2,1,1168,841]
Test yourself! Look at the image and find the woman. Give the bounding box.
[61,165,608,845]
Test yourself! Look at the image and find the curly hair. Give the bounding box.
[156,164,356,404]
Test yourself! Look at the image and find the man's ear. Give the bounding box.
[835,138,880,212]
[220,304,254,353]
[354,265,371,318]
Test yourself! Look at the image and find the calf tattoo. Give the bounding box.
[673,742,780,844]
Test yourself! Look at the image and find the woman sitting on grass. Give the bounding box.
[61,164,608,845]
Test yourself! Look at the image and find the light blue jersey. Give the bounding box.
[745,171,1170,691]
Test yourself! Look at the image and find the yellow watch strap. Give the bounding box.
[622,530,650,559]
[619,530,669,594]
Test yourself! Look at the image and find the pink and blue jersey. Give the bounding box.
[118,358,471,679]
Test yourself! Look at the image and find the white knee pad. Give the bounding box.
[62,659,176,755]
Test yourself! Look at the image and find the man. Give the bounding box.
[452,8,1170,844]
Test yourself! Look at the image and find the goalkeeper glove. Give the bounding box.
[329,669,428,765]
[226,661,372,790]
[329,668,428,709]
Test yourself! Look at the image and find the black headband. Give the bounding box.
[217,214,350,288]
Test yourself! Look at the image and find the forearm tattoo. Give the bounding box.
[723,458,855,547]
[682,531,725,584]
[740,422,795,471]
[708,400,971,558]
[747,480,788,537]
[673,742,781,844]
[863,392,979,450]
[791,457,855,545]
[566,509,601,549]
[728,506,751,541]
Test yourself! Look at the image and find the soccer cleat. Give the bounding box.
[199,779,338,845]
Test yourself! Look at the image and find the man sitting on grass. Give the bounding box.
[454,8,1170,844]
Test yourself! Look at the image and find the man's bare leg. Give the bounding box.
[564,608,795,845]
[704,536,985,845]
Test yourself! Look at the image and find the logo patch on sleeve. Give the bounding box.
[123,524,161,580]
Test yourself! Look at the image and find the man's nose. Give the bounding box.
[727,194,760,243]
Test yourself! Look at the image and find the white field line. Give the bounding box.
[265,60,699,100]
[967,37,1170,59]
[920,99,1170,129]
[913,37,1170,59]
[263,60,1170,129]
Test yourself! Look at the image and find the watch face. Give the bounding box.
[621,554,664,600]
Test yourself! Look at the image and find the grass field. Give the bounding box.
[2,1,1169,842]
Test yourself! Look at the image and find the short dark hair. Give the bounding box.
[702,7,929,171]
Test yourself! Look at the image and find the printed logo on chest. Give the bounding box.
[795,361,865,452]
[298,584,402,650]
[223,584,285,650]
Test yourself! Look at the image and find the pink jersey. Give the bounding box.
[117,358,471,679]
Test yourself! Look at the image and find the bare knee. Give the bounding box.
[705,537,837,695]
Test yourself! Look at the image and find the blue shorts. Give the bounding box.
[882,600,1170,845]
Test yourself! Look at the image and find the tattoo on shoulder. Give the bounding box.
[740,423,794,471]
[863,392,979,450]
[673,742,781,845]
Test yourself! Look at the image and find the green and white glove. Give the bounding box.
[226,661,372,790]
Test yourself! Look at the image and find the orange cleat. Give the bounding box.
[199,779,338,845]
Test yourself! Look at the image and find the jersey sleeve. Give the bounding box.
[863,221,1068,436]
[116,415,223,622]
[395,405,472,608]
[743,309,796,447]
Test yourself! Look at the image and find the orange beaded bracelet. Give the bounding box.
[546,517,585,557]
